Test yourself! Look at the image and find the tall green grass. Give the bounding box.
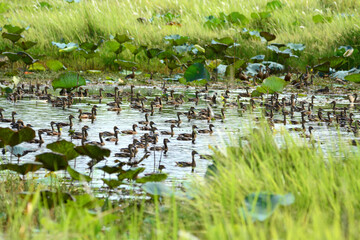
[0,125,359,239]
[1,0,360,71]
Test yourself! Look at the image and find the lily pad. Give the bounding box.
[67,166,91,182]
[184,63,210,83]
[35,152,68,171]
[47,140,79,160]
[52,72,86,90]
[118,167,145,181]
[146,48,163,59]
[0,162,43,175]
[114,34,133,44]
[16,41,37,51]
[227,12,248,25]
[262,76,288,92]
[2,33,22,44]
[164,35,189,46]
[239,192,295,222]
[345,73,360,83]
[28,62,46,71]
[266,0,284,10]
[3,24,25,34]
[136,173,168,183]
[102,179,123,189]
[142,182,175,197]
[2,52,21,63]
[75,144,111,161]
[46,60,65,71]
[260,32,276,42]
[0,127,35,147]
[114,59,137,69]
[97,165,125,174]
[20,190,74,208]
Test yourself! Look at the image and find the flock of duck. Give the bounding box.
[0,77,359,177]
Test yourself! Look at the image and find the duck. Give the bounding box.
[140,121,156,131]
[149,139,170,154]
[178,125,198,138]
[115,145,134,158]
[121,124,138,134]
[105,129,119,142]
[176,150,198,168]
[102,126,119,137]
[57,115,75,129]
[198,124,215,134]
[30,130,44,145]
[160,124,176,136]
[88,132,105,146]
[165,112,182,125]
[125,67,137,79]
[300,126,314,138]
[46,121,61,136]
[90,88,104,99]
[138,113,150,125]
[0,109,14,123]
[107,102,122,113]
[78,106,97,120]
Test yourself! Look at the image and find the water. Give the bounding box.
[0,84,358,193]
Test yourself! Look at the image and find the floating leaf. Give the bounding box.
[47,140,79,160]
[97,165,125,174]
[75,144,111,161]
[260,32,276,42]
[266,0,284,10]
[114,59,137,69]
[142,182,175,197]
[262,76,288,92]
[3,24,25,34]
[118,167,145,181]
[227,12,249,25]
[312,14,332,24]
[136,173,168,183]
[184,63,210,83]
[286,43,305,51]
[67,166,91,182]
[35,152,68,171]
[46,60,65,71]
[2,33,22,44]
[345,74,360,83]
[59,45,78,53]
[114,34,132,44]
[102,179,123,189]
[0,162,42,175]
[20,190,74,208]
[16,41,37,51]
[313,62,330,73]
[164,35,189,46]
[0,127,35,147]
[251,12,271,20]
[239,192,294,222]
[52,72,86,90]
[146,48,163,59]
[52,42,78,50]
[28,62,46,71]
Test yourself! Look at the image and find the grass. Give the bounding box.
[1,0,360,71]
[0,124,359,239]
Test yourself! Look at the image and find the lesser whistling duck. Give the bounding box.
[198,124,215,134]
[121,124,138,134]
[161,124,176,136]
[149,139,170,154]
[176,150,198,168]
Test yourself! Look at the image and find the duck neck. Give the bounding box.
[192,154,196,168]
[99,133,103,144]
